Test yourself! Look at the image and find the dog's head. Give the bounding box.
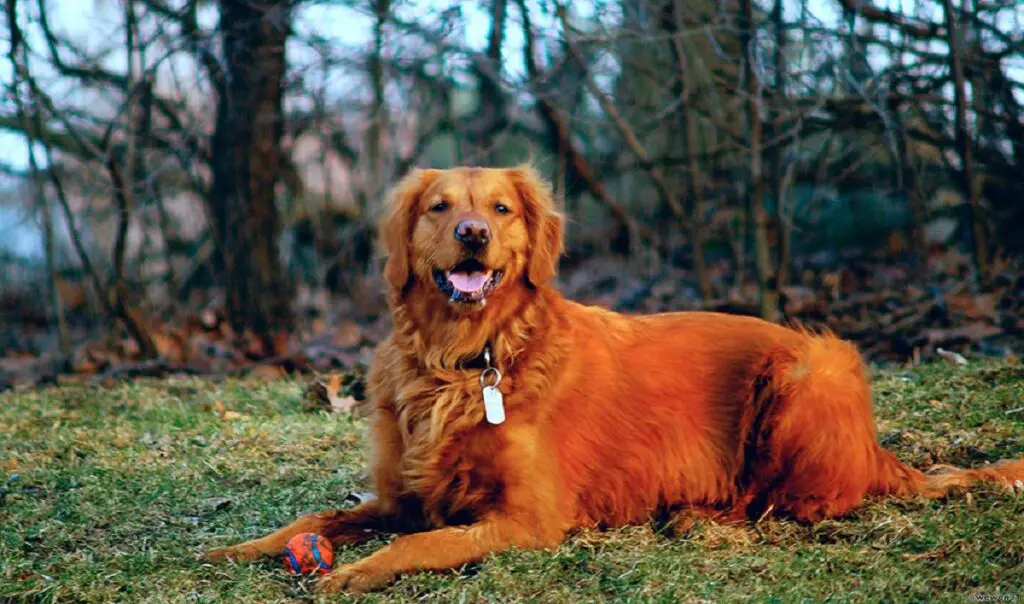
[380,165,563,308]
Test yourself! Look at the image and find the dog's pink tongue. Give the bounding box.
[449,271,489,292]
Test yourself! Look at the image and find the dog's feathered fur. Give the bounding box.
[208,166,1024,593]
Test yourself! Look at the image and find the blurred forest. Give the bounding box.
[1,0,1023,385]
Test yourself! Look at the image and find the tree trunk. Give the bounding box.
[898,127,928,263]
[771,0,793,291]
[6,0,71,368]
[366,0,390,209]
[740,0,777,321]
[942,0,989,286]
[891,9,928,267]
[668,0,713,301]
[474,0,507,163]
[210,0,293,353]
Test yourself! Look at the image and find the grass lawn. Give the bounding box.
[2,361,1023,603]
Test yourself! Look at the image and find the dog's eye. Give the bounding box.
[430,201,449,213]
[494,202,510,215]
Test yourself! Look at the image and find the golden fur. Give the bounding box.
[208,166,1024,594]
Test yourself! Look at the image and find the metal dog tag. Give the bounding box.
[482,385,506,425]
[479,347,505,425]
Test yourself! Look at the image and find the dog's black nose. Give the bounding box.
[454,219,491,250]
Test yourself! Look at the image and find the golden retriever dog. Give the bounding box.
[208,165,1024,593]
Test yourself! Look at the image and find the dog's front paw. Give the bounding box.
[316,563,394,594]
[205,542,266,562]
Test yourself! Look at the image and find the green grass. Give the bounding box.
[2,361,1023,603]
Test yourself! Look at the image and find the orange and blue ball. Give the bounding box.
[282,532,334,575]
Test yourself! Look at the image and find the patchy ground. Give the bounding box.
[1,361,1023,603]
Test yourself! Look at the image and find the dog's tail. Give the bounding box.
[872,447,1024,499]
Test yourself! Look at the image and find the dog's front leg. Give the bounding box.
[206,498,405,562]
[207,405,413,562]
[317,513,563,593]
[318,421,565,594]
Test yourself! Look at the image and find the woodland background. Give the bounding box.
[2,0,1024,385]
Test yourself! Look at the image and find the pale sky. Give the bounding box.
[0,0,847,173]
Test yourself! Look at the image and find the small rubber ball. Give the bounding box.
[282,532,334,575]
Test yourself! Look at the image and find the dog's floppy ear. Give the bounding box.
[380,168,441,292]
[510,165,564,287]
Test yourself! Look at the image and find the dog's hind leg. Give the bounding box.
[742,335,878,523]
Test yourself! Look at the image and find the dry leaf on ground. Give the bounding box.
[304,374,357,413]
[213,400,245,421]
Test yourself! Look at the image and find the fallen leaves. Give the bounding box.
[213,400,245,421]
[303,373,365,415]
[4,245,1024,390]
[0,300,382,389]
[565,247,1024,365]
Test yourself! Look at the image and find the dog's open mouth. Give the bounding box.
[433,259,503,304]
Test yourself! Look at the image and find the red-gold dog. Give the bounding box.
[208,166,1024,593]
